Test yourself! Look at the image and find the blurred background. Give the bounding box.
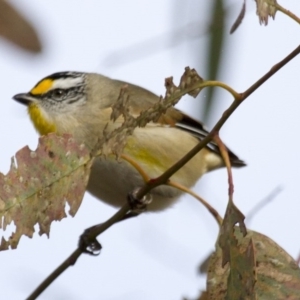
[0,0,300,299]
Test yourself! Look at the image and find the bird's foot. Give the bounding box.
[127,188,152,214]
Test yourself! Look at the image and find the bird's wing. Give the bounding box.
[114,80,245,167]
[173,111,246,167]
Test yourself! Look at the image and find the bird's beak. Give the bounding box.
[12,93,36,106]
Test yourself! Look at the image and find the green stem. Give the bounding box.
[276,2,300,25]
[202,80,241,100]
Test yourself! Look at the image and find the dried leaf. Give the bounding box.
[207,229,300,299]
[216,200,254,298]
[197,291,209,300]
[255,0,277,26]
[219,199,247,266]
[184,291,209,300]
[199,252,213,274]
[110,85,130,122]
[230,0,246,34]
[226,237,256,299]
[178,67,204,97]
[0,133,92,250]
[0,0,42,53]
[98,67,204,157]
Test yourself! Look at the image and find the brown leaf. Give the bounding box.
[219,199,247,267]
[0,0,42,53]
[226,237,256,300]
[0,133,92,250]
[230,0,246,34]
[179,67,204,97]
[197,291,209,300]
[207,229,300,300]
[217,200,254,298]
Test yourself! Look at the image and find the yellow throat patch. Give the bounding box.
[27,78,56,135]
[28,104,56,135]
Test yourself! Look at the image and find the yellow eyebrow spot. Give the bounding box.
[30,79,53,95]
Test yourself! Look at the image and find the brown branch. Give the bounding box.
[213,134,234,199]
[241,44,300,100]
[246,186,283,223]
[26,204,130,300]
[168,180,222,225]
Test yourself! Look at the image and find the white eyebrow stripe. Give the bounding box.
[51,77,83,90]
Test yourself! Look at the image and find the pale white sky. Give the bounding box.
[1,1,300,299]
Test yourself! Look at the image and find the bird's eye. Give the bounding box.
[51,89,66,100]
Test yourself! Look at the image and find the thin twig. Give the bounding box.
[168,180,222,225]
[203,80,241,99]
[121,154,151,182]
[276,2,300,25]
[213,134,234,199]
[241,45,300,100]
[246,186,283,223]
[26,204,130,300]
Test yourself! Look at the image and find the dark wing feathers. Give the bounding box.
[175,112,246,167]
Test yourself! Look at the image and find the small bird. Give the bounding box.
[13,72,245,211]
